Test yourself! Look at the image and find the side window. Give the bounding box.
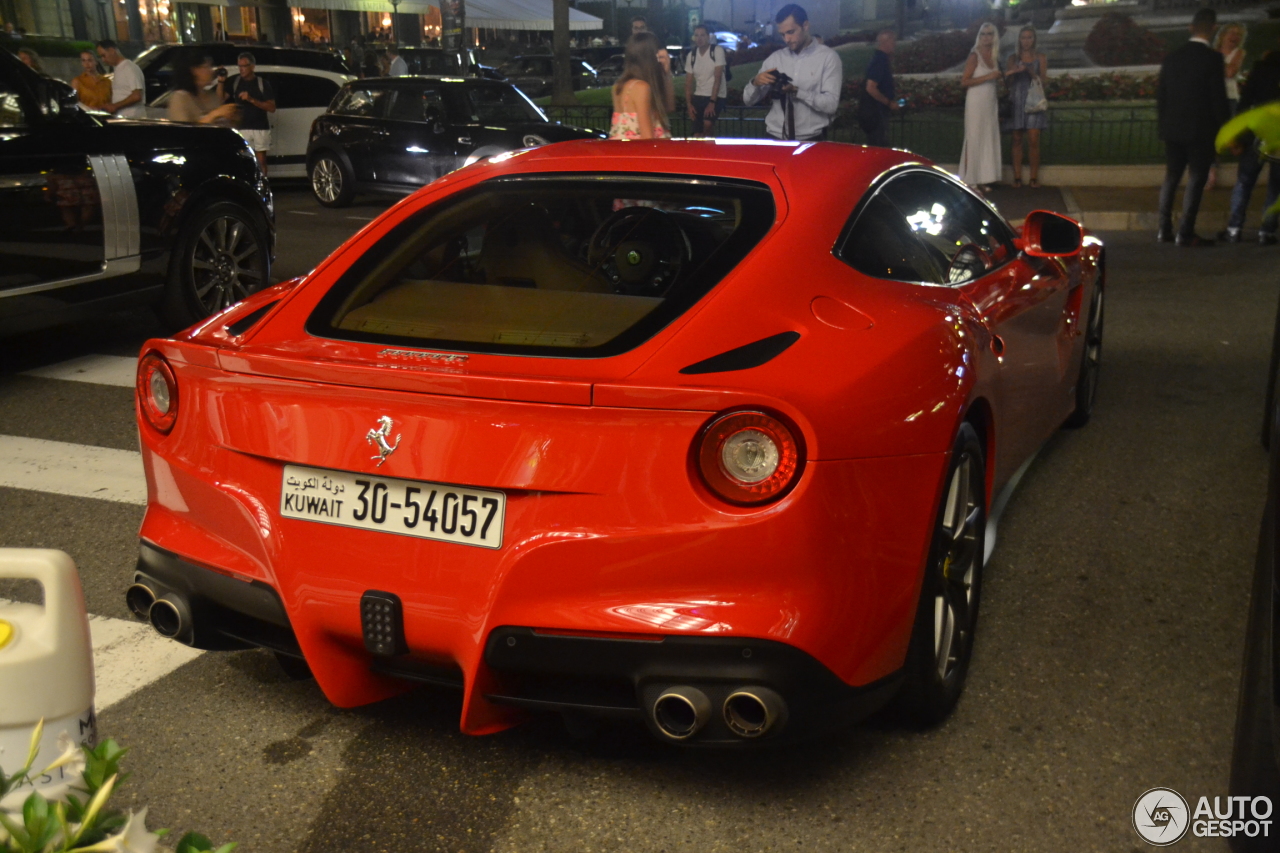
[839,193,943,284]
[269,74,341,109]
[386,89,424,122]
[332,86,387,118]
[879,172,1017,284]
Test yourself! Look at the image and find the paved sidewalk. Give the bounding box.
[984,183,1275,234]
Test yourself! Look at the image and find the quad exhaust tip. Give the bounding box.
[125,583,156,621]
[148,594,191,642]
[723,687,786,739]
[652,686,712,740]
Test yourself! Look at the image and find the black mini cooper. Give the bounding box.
[305,76,602,208]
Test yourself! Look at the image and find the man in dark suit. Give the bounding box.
[1156,8,1231,247]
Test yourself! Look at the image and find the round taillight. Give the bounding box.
[137,352,178,434]
[697,411,801,506]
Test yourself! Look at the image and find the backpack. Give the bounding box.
[688,44,731,83]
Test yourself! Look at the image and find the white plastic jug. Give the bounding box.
[0,549,95,811]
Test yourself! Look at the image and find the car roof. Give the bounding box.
[227,64,353,82]
[138,43,350,73]
[346,75,507,88]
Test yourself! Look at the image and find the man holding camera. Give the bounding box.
[743,4,841,141]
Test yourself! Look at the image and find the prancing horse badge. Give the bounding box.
[365,416,401,466]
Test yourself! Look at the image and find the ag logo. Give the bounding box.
[1133,787,1190,846]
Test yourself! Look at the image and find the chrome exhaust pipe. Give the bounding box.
[652,687,712,741]
[723,687,786,738]
[148,594,192,642]
[125,583,156,621]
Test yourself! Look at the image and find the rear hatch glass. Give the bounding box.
[306,174,775,358]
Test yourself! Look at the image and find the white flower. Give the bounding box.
[37,733,87,778]
[74,808,159,853]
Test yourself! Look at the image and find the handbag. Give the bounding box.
[1024,77,1047,114]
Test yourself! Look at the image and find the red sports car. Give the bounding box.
[128,140,1104,745]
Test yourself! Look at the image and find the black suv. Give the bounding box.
[306,76,601,207]
[136,43,351,103]
[0,49,274,335]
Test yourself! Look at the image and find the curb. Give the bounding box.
[1060,187,1243,233]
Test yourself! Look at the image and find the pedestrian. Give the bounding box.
[17,47,41,72]
[387,45,408,76]
[96,40,146,119]
[1219,38,1280,245]
[610,32,671,139]
[1207,22,1246,189]
[1004,25,1048,188]
[229,52,276,171]
[1156,7,1230,247]
[71,50,113,110]
[630,16,647,36]
[167,50,239,125]
[684,24,726,137]
[857,29,900,148]
[743,4,842,141]
[958,22,1005,191]
[213,22,226,41]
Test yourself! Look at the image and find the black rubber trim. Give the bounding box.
[226,300,278,337]
[679,331,801,375]
[483,626,902,745]
[369,657,465,689]
[135,540,297,653]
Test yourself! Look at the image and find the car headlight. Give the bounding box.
[522,133,549,147]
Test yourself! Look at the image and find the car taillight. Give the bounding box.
[137,352,178,434]
[696,411,801,506]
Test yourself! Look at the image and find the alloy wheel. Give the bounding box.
[933,451,981,681]
[190,214,264,315]
[313,157,342,204]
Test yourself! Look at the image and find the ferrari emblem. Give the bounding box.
[365,416,401,467]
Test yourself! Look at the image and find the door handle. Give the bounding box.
[457,136,472,145]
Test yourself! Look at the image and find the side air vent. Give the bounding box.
[226,301,279,337]
[679,332,801,375]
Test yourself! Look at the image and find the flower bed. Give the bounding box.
[839,71,1159,109]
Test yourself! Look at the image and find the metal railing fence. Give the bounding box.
[544,102,1166,165]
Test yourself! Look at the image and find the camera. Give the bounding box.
[216,67,227,79]
[765,70,793,100]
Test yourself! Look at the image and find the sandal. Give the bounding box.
[1029,178,1040,188]
[1012,178,1022,188]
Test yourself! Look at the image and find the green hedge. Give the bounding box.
[6,37,97,58]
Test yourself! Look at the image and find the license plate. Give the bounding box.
[280,464,505,549]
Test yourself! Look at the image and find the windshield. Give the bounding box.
[308,175,775,357]
[447,85,546,124]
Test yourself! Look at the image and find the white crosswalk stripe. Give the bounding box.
[0,435,145,505]
[88,613,203,710]
[21,355,138,389]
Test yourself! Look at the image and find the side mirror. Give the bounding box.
[1020,209,1083,257]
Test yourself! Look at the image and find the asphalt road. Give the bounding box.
[0,185,1275,852]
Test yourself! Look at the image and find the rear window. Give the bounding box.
[332,86,387,117]
[446,85,544,124]
[307,175,775,357]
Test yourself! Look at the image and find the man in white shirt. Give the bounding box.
[684,24,726,137]
[96,40,145,119]
[386,46,408,77]
[742,4,841,141]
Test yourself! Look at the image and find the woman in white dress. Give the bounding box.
[959,23,1006,191]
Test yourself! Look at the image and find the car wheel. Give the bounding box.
[1064,274,1104,428]
[310,153,354,208]
[895,422,986,727]
[162,201,269,329]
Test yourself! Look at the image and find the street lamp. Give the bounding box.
[390,0,400,42]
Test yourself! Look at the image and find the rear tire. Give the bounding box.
[162,200,269,329]
[894,422,986,727]
[310,152,354,208]
[1064,272,1104,428]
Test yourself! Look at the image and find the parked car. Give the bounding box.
[497,55,597,97]
[591,54,623,87]
[145,65,354,179]
[305,76,602,207]
[0,49,273,335]
[135,43,351,105]
[397,47,504,80]
[127,140,1104,746]
[1231,294,1280,852]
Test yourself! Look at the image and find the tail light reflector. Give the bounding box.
[137,352,179,434]
[697,411,801,506]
